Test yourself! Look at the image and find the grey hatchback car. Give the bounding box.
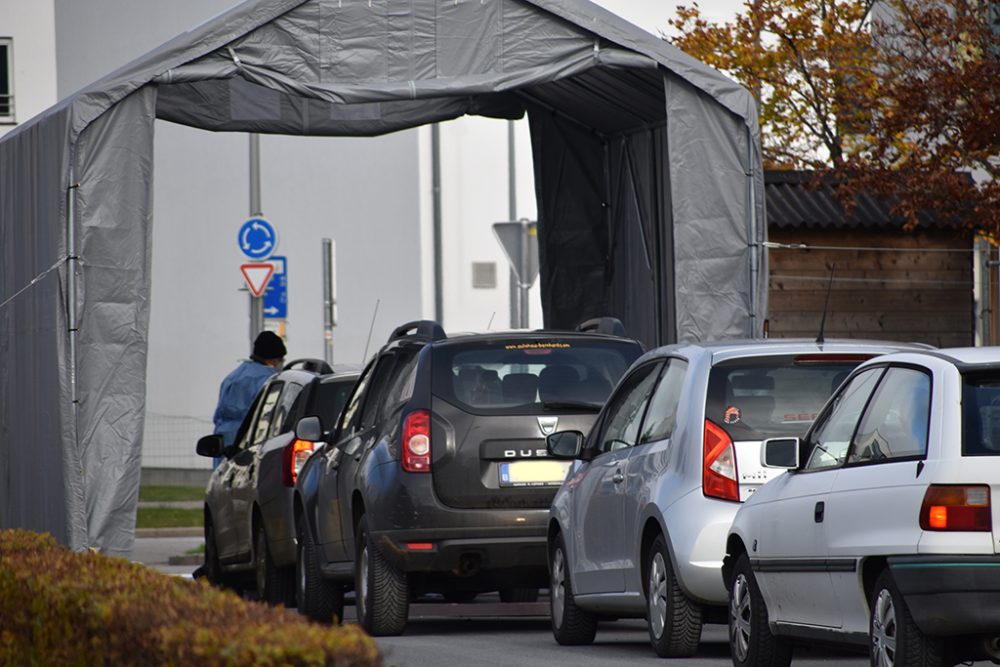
[197,360,360,605]
[544,338,931,658]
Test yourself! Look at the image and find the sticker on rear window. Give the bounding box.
[504,343,571,351]
[724,405,742,424]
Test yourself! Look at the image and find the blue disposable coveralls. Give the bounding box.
[212,360,277,451]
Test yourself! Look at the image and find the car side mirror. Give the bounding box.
[196,434,224,458]
[547,431,584,459]
[295,416,324,442]
[762,437,800,469]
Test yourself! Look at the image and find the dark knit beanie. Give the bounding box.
[253,331,286,360]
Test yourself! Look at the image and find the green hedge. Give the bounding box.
[0,530,381,667]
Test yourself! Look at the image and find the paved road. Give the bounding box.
[132,537,992,667]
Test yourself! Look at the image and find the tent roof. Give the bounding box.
[6,0,757,147]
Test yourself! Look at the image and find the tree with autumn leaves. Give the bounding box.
[669,0,1000,232]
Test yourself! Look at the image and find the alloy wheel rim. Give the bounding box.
[648,552,668,639]
[872,589,897,667]
[551,547,566,629]
[255,530,267,596]
[359,544,370,619]
[297,537,306,602]
[730,573,752,662]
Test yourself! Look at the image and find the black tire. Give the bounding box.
[355,515,409,636]
[549,532,597,645]
[499,587,539,603]
[729,552,792,667]
[255,524,295,607]
[646,534,702,658]
[870,569,946,667]
[296,519,344,623]
[204,513,223,587]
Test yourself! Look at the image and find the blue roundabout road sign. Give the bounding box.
[238,217,278,260]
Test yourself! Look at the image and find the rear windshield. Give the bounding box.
[432,338,641,415]
[707,355,867,441]
[962,372,1000,456]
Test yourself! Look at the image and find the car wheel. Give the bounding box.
[355,515,409,636]
[499,587,539,603]
[646,534,702,657]
[204,514,223,587]
[870,569,946,667]
[729,552,792,667]
[549,532,597,645]
[255,524,295,607]
[295,519,344,623]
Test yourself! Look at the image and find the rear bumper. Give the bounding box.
[889,555,1000,636]
[372,527,547,575]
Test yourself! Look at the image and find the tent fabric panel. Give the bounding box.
[156,79,523,136]
[666,73,761,342]
[529,108,610,331]
[72,89,157,555]
[0,111,73,546]
[436,0,503,78]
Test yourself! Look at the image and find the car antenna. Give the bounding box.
[486,312,496,330]
[363,298,380,361]
[816,263,836,345]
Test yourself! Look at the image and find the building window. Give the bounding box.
[472,262,497,289]
[0,39,12,124]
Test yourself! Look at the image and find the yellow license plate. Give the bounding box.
[499,460,572,487]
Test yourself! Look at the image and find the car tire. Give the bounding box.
[499,587,539,603]
[204,513,224,587]
[550,532,597,646]
[870,569,946,667]
[296,519,344,623]
[646,534,702,658]
[729,552,792,667]
[255,524,295,607]
[355,515,409,636]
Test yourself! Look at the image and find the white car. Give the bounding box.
[544,339,927,657]
[724,348,1000,667]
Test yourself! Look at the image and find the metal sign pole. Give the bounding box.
[322,238,336,364]
[519,219,530,328]
[248,133,263,343]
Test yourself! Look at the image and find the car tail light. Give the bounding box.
[704,419,740,502]
[402,410,431,473]
[282,439,315,487]
[920,485,991,531]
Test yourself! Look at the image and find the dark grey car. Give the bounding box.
[196,360,359,605]
[293,319,643,634]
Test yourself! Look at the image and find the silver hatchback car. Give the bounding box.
[544,339,930,657]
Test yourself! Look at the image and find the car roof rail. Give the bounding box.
[388,320,447,343]
[576,317,627,338]
[283,358,334,374]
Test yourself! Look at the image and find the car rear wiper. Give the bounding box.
[541,400,602,412]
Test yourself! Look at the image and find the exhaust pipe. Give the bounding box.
[980,635,1000,660]
[456,553,481,577]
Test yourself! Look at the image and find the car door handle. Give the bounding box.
[612,469,624,484]
[814,501,825,523]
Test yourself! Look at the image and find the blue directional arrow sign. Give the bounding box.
[263,256,287,319]
[238,217,278,260]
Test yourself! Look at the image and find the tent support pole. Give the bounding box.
[746,125,759,337]
[432,124,443,323]
[66,173,79,408]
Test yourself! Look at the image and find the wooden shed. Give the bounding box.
[764,170,976,348]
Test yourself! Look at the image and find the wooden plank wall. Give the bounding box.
[767,228,974,347]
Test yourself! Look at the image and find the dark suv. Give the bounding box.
[292,319,643,634]
[196,359,360,605]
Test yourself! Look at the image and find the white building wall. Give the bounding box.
[0,0,57,140]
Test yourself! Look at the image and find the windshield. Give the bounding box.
[707,355,867,440]
[432,338,641,415]
[963,371,1000,456]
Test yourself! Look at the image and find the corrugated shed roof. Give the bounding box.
[765,170,948,230]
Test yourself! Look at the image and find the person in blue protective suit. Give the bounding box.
[211,331,286,467]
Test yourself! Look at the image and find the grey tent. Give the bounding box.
[0,0,766,554]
